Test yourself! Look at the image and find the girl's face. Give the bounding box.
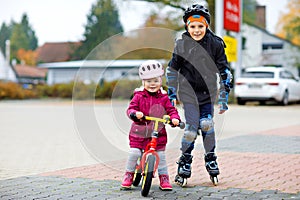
[144,77,161,93]
[187,21,207,41]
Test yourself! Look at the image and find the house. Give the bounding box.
[241,23,300,77]
[13,64,47,86]
[0,50,17,82]
[38,59,166,85]
[36,42,81,63]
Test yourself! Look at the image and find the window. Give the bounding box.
[280,71,295,80]
[241,71,274,78]
[262,43,283,50]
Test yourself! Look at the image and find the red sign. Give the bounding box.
[224,0,240,32]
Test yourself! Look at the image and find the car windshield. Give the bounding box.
[241,71,274,78]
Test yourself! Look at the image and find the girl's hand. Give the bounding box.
[172,118,180,126]
[136,111,144,119]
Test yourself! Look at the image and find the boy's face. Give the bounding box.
[144,77,161,93]
[187,21,207,41]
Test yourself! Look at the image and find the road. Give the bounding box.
[0,100,300,180]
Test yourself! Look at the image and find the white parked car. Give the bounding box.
[234,66,300,105]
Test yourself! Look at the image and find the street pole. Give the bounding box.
[235,0,243,79]
[215,0,224,37]
[5,40,10,81]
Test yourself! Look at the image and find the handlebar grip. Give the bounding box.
[179,122,185,129]
[169,121,185,129]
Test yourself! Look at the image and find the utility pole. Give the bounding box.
[235,0,243,79]
[215,0,224,37]
[5,40,10,81]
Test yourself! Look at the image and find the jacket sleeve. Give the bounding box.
[214,37,233,93]
[127,93,140,119]
[166,41,183,101]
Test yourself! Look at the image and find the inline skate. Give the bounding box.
[205,153,219,186]
[174,154,193,187]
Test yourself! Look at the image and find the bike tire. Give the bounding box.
[132,170,142,186]
[141,155,155,197]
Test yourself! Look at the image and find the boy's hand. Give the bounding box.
[218,104,228,114]
[218,90,229,114]
[172,99,177,106]
[136,111,144,119]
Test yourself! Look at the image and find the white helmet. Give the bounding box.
[139,60,164,79]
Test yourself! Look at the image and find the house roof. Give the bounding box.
[36,42,81,63]
[38,59,167,69]
[245,22,300,48]
[14,64,47,78]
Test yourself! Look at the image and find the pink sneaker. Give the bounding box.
[121,172,134,189]
[159,174,173,191]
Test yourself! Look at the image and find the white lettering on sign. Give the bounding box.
[225,11,239,23]
[226,1,238,13]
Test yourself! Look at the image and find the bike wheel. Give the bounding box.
[141,155,155,197]
[132,170,142,186]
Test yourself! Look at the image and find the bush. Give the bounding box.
[0,81,36,99]
[110,80,141,99]
[0,80,237,103]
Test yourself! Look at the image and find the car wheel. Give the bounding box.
[237,98,246,105]
[280,90,289,106]
[259,101,266,105]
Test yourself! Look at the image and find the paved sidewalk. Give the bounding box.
[1,125,299,199]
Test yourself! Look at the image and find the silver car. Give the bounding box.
[234,66,300,105]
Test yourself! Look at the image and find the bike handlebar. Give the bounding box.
[143,115,185,130]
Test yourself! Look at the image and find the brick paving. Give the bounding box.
[1,125,300,199]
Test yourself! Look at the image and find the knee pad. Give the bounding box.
[183,130,198,142]
[200,118,214,134]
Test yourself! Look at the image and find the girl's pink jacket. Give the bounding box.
[127,87,181,151]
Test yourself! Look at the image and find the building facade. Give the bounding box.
[242,23,300,77]
[38,59,166,85]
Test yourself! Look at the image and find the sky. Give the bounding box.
[0,0,289,46]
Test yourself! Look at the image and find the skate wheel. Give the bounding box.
[175,175,187,187]
[211,176,218,186]
[181,178,187,187]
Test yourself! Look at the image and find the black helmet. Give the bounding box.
[183,4,210,24]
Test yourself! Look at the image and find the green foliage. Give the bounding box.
[131,0,257,33]
[0,13,38,63]
[10,24,29,61]
[0,22,12,55]
[243,0,257,24]
[20,14,38,50]
[73,0,124,59]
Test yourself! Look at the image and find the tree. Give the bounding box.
[17,49,37,66]
[128,0,257,32]
[73,0,123,59]
[0,22,12,56]
[243,0,257,25]
[275,0,300,46]
[10,24,29,61]
[20,14,38,50]
[0,13,38,63]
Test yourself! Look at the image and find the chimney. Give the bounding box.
[256,5,266,29]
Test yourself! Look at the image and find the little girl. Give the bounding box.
[121,60,181,191]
